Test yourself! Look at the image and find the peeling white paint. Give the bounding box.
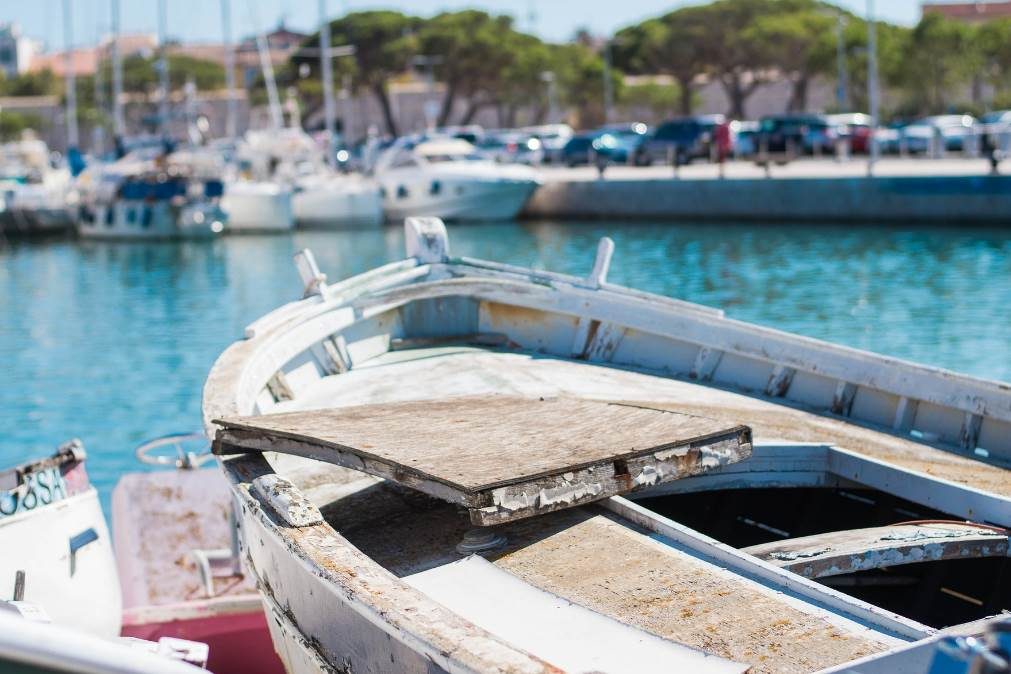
[252,475,323,527]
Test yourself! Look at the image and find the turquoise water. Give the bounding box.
[3,221,1011,509]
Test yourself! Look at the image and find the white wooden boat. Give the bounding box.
[203,218,1011,674]
[0,441,121,638]
[375,138,541,221]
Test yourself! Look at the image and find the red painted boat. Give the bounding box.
[112,435,284,674]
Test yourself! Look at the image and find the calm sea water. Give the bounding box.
[3,220,1011,509]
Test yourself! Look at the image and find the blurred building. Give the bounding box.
[235,23,308,87]
[0,23,41,76]
[922,1,1011,22]
[29,34,157,77]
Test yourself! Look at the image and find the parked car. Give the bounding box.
[476,132,543,165]
[596,122,651,165]
[756,114,838,156]
[559,133,601,166]
[827,113,873,154]
[641,115,725,165]
[875,125,903,154]
[730,120,759,157]
[521,124,573,164]
[898,115,977,154]
[435,125,485,145]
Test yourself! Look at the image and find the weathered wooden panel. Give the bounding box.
[743,522,1009,579]
[400,296,480,340]
[711,352,773,393]
[849,387,899,428]
[912,400,967,446]
[478,301,580,356]
[214,396,751,525]
[609,328,698,374]
[784,370,839,410]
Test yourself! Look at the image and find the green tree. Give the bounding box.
[552,42,622,128]
[417,11,518,126]
[745,9,835,112]
[618,80,684,119]
[0,111,44,141]
[0,69,58,97]
[614,8,709,116]
[887,13,979,115]
[297,11,419,136]
[977,18,1011,105]
[494,33,553,126]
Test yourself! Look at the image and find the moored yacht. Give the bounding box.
[0,137,73,236]
[220,179,294,233]
[203,218,1011,674]
[74,150,226,240]
[374,137,541,221]
[291,172,384,229]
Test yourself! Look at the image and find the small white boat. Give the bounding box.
[221,180,294,233]
[75,151,226,240]
[291,173,383,229]
[0,137,73,236]
[0,601,208,673]
[374,138,541,221]
[0,440,121,638]
[203,218,1011,674]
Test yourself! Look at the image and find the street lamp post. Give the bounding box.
[319,0,337,168]
[411,55,443,131]
[62,0,78,149]
[603,40,614,125]
[157,0,169,134]
[835,14,848,111]
[541,71,557,124]
[866,0,880,176]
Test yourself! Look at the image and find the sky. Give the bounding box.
[6,0,923,51]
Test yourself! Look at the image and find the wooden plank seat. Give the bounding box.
[213,395,752,525]
[743,521,1010,579]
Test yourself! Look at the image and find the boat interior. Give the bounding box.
[209,220,1011,673]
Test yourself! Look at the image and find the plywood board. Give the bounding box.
[743,522,1010,578]
[214,396,752,524]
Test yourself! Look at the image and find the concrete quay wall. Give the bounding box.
[522,174,1011,223]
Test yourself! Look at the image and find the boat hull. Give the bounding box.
[204,219,1011,674]
[76,201,223,240]
[0,487,121,637]
[292,183,383,229]
[381,178,538,222]
[112,466,285,674]
[122,599,281,674]
[221,183,294,232]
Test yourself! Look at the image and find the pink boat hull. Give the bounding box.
[123,604,283,674]
[113,467,285,674]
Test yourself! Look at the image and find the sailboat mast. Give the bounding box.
[62,0,78,149]
[157,0,170,134]
[111,0,124,137]
[220,0,237,138]
[319,0,337,168]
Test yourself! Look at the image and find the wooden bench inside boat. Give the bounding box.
[213,396,753,525]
